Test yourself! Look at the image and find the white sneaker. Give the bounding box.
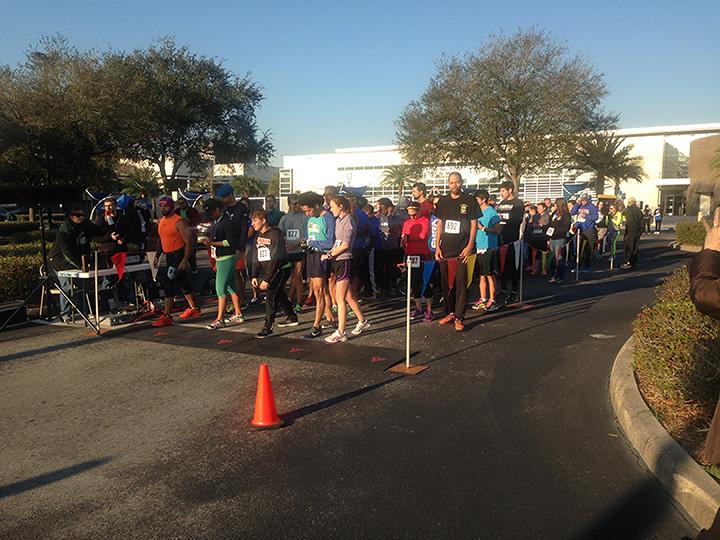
[324,330,347,343]
[226,314,245,324]
[351,319,370,335]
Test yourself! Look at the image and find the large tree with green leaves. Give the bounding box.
[0,36,118,190]
[574,133,645,195]
[105,38,273,190]
[230,175,263,197]
[396,29,615,192]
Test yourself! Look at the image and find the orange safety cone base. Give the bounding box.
[387,363,430,376]
[249,364,284,430]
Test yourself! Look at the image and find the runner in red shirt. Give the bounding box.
[401,201,434,320]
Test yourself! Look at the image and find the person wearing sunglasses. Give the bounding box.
[48,204,107,322]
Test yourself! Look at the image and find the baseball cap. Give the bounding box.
[216,183,234,198]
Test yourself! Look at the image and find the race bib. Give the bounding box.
[407,255,421,268]
[308,234,316,241]
[500,212,510,220]
[444,220,460,234]
[210,245,217,259]
[286,229,300,240]
[334,239,342,248]
[258,246,271,262]
[546,227,555,236]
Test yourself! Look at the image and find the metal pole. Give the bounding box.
[518,242,524,306]
[406,257,411,369]
[94,251,100,328]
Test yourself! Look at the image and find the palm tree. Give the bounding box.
[574,133,645,195]
[231,175,263,197]
[380,164,421,199]
[117,164,162,197]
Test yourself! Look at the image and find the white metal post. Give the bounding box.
[406,257,412,369]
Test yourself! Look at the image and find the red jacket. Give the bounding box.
[402,216,430,256]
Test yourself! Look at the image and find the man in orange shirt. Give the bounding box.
[152,196,201,327]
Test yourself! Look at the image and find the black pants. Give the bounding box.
[375,248,402,293]
[499,243,520,294]
[351,248,371,297]
[438,258,469,321]
[264,266,293,330]
[655,220,662,232]
[580,228,597,269]
[623,232,642,267]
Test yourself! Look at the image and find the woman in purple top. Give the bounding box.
[322,196,371,343]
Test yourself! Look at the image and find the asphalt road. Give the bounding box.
[0,234,699,539]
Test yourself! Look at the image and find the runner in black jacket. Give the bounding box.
[250,210,298,338]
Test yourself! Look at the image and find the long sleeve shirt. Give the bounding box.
[251,227,289,282]
[570,203,599,231]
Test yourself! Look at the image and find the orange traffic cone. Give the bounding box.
[250,363,284,430]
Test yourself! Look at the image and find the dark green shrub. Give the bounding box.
[633,266,720,455]
[0,253,43,303]
[677,221,706,246]
[0,221,41,233]
[0,242,42,257]
[3,230,44,243]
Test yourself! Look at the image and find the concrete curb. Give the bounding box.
[610,336,720,530]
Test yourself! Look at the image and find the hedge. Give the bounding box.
[0,221,41,233]
[633,266,720,457]
[0,242,42,257]
[677,221,706,246]
[0,253,43,303]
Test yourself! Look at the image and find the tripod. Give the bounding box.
[0,209,101,334]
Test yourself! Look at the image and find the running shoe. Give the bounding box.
[423,311,435,322]
[151,314,173,327]
[454,319,465,332]
[325,330,348,343]
[256,327,273,339]
[505,292,519,305]
[548,277,557,283]
[302,326,322,339]
[226,314,245,324]
[293,303,303,314]
[485,301,499,313]
[249,297,260,306]
[472,300,488,311]
[321,320,336,330]
[438,313,455,325]
[206,319,226,330]
[351,319,371,335]
[276,317,299,328]
[179,307,201,319]
[410,308,424,319]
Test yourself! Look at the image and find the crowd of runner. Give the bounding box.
[141,171,652,341]
[50,172,653,338]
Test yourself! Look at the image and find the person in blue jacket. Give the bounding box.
[571,194,599,272]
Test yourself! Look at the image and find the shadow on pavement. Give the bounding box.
[280,376,403,426]
[0,457,112,499]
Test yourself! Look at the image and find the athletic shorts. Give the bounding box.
[477,250,496,276]
[306,251,330,279]
[288,252,305,264]
[162,248,193,297]
[333,259,352,282]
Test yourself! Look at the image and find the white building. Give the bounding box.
[280,123,720,215]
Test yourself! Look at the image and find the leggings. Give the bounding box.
[215,256,237,297]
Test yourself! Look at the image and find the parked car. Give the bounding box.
[0,207,18,221]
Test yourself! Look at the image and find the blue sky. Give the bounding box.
[1,0,719,165]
